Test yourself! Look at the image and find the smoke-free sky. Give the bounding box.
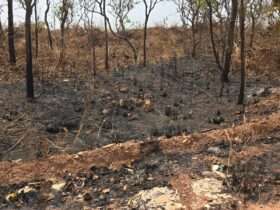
[0,1,181,28]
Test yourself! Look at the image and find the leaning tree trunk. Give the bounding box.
[7,0,16,64]
[25,4,34,99]
[44,0,53,49]
[222,0,238,83]
[238,0,246,105]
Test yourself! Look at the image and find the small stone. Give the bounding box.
[102,108,111,115]
[6,192,17,202]
[102,120,113,130]
[143,99,153,112]
[119,86,129,93]
[46,123,60,134]
[207,147,222,155]
[83,192,92,201]
[102,188,110,194]
[51,181,66,192]
[123,185,128,191]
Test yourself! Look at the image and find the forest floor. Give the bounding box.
[0,55,280,209]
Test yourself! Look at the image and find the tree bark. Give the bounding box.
[238,0,246,105]
[25,3,34,99]
[44,0,53,49]
[7,0,16,64]
[222,0,238,83]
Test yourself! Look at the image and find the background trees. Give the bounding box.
[0,0,278,104]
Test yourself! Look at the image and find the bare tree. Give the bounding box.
[82,0,109,71]
[221,0,238,83]
[173,0,202,57]
[7,0,17,64]
[108,0,139,63]
[80,0,97,78]
[142,0,162,66]
[248,0,263,48]
[44,0,53,49]
[55,0,73,65]
[19,0,36,99]
[238,0,246,105]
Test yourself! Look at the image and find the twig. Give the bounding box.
[5,133,28,154]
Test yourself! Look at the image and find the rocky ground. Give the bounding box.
[0,55,280,209]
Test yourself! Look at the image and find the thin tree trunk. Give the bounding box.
[191,22,196,57]
[207,0,223,71]
[25,4,34,99]
[44,0,53,49]
[249,14,255,48]
[59,0,68,66]
[143,18,148,67]
[90,29,96,78]
[104,0,109,71]
[34,0,39,57]
[222,0,238,83]
[238,0,246,105]
[7,0,16,64]
[0,19,4,48]
[238,0,246,104]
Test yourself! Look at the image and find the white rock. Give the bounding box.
[128,187,185,210]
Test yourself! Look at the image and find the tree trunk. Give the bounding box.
[191,22,196,58]
[249,14,255,48]
[34,0,39,57]
[222,0,238,82]
[143,18,148,67]
[238,0,246,105]
[25,4,34,99]
[207,0,223,71]
[58,0,68,66]
[104,0,109,71]
[7,0,16,64]
[0,19,4,49]
[44,0,53,49]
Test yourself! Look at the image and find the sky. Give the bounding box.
[0,1,181,28]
